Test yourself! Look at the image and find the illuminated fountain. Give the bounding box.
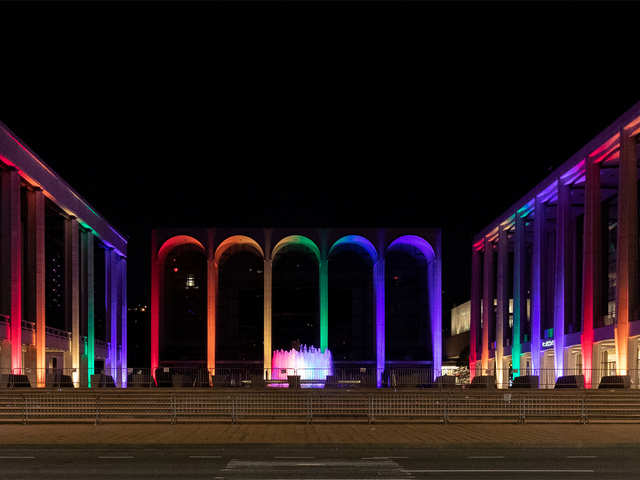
[271,345,333,387]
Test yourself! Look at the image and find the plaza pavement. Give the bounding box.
[1,423,639,447]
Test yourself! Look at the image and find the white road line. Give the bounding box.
[189,455,222,459]
[0,456,35,459]
[402,469,594,473]
[361,456,409,459]
[567,455,598,459]
[467,456,505,459]
[98,456,135,459]
[296,463,326,466]
[274,456,315,459]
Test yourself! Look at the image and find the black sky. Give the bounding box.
[2,1,639,327]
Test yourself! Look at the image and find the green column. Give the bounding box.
[320,257,328,352]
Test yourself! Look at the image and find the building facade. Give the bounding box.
[470,102,640,388]
[0,122,127,387]
[151,227,441,386]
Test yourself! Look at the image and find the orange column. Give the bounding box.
[481,238,493,372]
[615,128,638,375]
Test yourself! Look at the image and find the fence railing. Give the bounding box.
[471,368,640,389]
[2,390,640,424]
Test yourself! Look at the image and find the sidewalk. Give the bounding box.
[1,423,639,447]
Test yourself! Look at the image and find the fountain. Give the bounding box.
[271,345,333,387]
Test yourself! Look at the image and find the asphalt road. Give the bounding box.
[0,445,636,479]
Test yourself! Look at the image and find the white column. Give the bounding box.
[66,216,80,387]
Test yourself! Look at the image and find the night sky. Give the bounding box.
[2,1,639,334]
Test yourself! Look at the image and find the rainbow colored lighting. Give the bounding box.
[271,345,333,384]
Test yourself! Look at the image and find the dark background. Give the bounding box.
[2,0,639,343]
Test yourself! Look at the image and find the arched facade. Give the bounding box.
[151,227,441,386]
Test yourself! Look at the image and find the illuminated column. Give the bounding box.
[470,246,481,378]
[373,257,385,387]
[429,252,442,381]
[26,188,46,386]
[582,155,601,388]
[512,209,526,378]
[319,256,329,352]
[207,249,217,377]
[84,230,95,387]
[65,216,80,386]
[263,256,272,377]
[106,248,119,383]
[119,256,127,387]
[496,225,508,386]
[1,168,22,373]
[615,128,637,375]
[553,181,570,379]
[150,236,160,381]
[481,237,493,373]
[531,197,544,374]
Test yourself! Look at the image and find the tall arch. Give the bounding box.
[214,236,264,370]
[328,235,379,370]
[271,235,325,357]
[151,235,206,380]
[385,235,441,379]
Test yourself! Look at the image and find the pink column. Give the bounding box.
[470,246,482,379]
[481,238,493,373]
[553,181,570,379]
[582,155,601,388]
[1,168,22,374]
[495,225,508,386]
[150,234,160,382]
[615,128,638,375]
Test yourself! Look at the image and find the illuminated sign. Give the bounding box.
[542,339,554,348]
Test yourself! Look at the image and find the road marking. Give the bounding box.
[98,456,135,459]
[296,463,326,466]
[567,455,598,459]
[189,455,222,459]
[402,469,594,473]
[361,456,409,459]
[467,456,505,459]
[274,456,315,459]
[0,456,35,459]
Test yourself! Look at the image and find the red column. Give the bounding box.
[582,155,601,388]
[1,168,22,374]
[150,233,160,382]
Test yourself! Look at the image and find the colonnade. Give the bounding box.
[471,123,639,388]
[0,167,127,387]
[150,230,442,386]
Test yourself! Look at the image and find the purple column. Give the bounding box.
[531,197,544,374]
[553,181,570,378]
[374,258,385,387]
[120,257,127,388]
[482,238,493,373]
[496,225,508,386]
[429,253,442,380]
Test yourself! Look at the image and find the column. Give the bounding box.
[429,253,442,381]
[1,168,22,374]
[553,181,570,379]
[263,256,272,378]
[531,197,544,374]
[496,225,508,386]
[65,216,80,386]
[207,251,217,378]
[615,128,637,375]
[582,155,601,388]
[106,248,119,383]
[481,238,493,373]
[470,247,481,379]
[150,235,160,381]
[84,230,95,387]
[513,209,526,378]
[373,257,385,387]
[319,256,329,352]
[119,256,127,387]
[26,188,45,386]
